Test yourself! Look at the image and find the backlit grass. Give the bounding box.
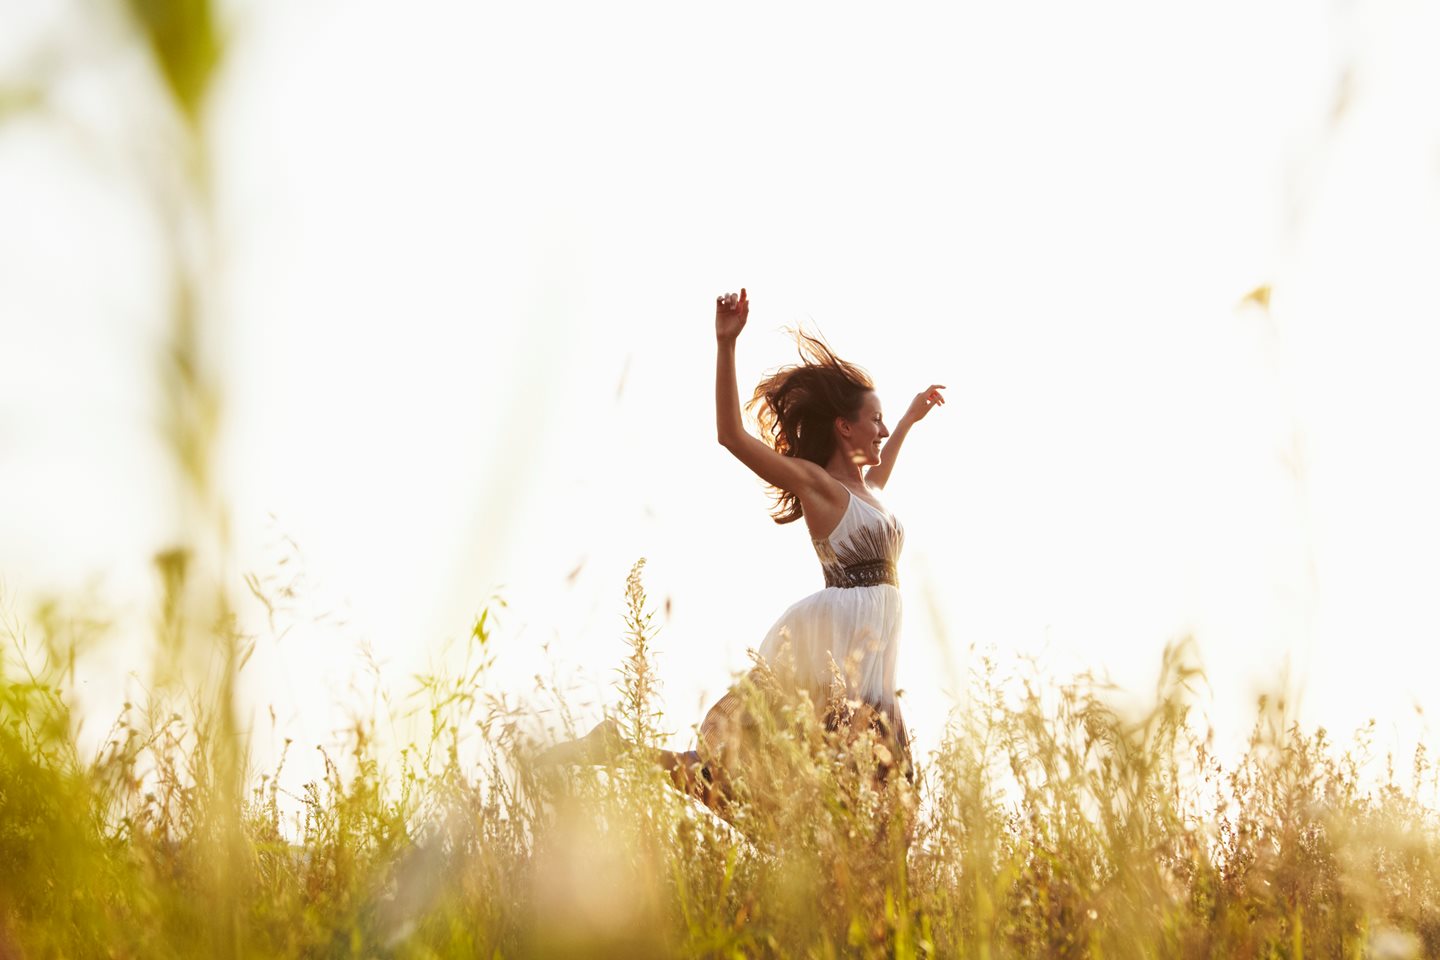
[3,560,1439,959]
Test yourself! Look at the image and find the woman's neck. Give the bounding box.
[823,461,867,488]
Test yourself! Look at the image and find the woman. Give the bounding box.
[539,287,945,823]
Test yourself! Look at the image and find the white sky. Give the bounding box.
[3,0,1439,789]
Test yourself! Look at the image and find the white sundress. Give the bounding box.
[697,485,911,779]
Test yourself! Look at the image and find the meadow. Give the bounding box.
[4,556,1439,959]
[7,3,1440,957]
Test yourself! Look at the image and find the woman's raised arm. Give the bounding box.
[865,384,946,489]
[714,289,826,497]
[714,289,749,444]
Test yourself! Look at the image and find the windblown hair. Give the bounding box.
[745,326,875,525]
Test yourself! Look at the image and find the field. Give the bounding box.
[7,3,1439,957]
[4,558,1439,959]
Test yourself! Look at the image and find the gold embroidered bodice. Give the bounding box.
[811,488,904,589]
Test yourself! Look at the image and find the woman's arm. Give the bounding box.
[715,289,749,443]
[865,384,946,490]
[715,290,826,496]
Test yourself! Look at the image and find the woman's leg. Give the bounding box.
[536,718,736,815]
[534,717,623,767]
[826,701,919,850]
[657,748,735,813]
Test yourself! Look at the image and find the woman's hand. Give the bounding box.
[903,384,947,424]
[715,288,749,342]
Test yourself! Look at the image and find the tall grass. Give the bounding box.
[4,560,1440,959]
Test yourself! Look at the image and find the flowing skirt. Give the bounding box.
[687,583,912,794]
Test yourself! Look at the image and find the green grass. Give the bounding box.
[3,560,1440,959]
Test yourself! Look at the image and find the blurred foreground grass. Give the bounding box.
[3,559,1439,960]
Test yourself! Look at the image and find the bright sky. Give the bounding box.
[3,0,1439,789]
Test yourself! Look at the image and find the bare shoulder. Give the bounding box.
[787,458,847,512]
[796,468,854,541]
[790,457,834,492]
[800,466,852,518]
[791,458,844,495]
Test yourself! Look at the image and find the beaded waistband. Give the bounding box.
[823,559,899,589]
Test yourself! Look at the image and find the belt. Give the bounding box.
[823,559,899,589]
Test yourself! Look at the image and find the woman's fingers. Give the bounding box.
[716,289,748,313]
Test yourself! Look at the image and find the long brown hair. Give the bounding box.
[745,325,875,525]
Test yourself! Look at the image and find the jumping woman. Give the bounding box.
[538,287,945,827]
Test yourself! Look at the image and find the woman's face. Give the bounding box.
[841,390,890,466]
